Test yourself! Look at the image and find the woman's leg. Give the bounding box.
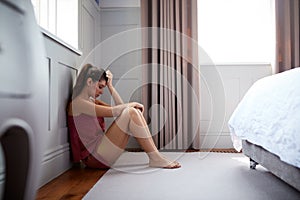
[96,107,180,168]
[128,108,180,168]
[95,121,130,166]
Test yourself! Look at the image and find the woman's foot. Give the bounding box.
[149,158,181,169]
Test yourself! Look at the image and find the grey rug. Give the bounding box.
[83,152,300,200]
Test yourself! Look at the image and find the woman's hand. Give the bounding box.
[129,102,144,113]
[112,102,144,117]
[106,70,124,105]
[106,70,113,88]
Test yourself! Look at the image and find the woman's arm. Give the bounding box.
[72,98,143,117]
[106,70,124,105]
[91,97,111,107]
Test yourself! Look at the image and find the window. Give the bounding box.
[198,0,275,64]
[31,0,79,49]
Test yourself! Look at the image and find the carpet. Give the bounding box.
[83,152,300,200]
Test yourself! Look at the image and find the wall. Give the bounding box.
[38,34,79,186]
[199,64,272,149]
[78,0,101,65]
[98,2,142,148]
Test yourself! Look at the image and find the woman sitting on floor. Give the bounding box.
[67,63,181,169]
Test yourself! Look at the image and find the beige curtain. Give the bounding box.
[275,0,300,73]
[141,0,200,150]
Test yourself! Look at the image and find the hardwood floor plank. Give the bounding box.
[36,166,108,200]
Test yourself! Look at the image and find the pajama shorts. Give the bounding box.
[82,153,110,169]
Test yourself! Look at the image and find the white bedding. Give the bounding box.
[228,68,300,168]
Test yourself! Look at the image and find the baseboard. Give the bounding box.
[38,144,72,187]
[126,148,239,153]
[187,148,239,153]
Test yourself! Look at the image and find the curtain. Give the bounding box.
[275,0,300,73]
[140,0,200,150]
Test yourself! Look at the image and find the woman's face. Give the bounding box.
[90,79,107,98]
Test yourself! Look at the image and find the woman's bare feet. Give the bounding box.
[149,157,181,169]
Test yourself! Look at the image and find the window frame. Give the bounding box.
[31,0,82,55]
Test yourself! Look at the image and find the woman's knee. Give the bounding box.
[116,107,143,132]
[128,107,141,117]
[114,107,136,133]
[119,106,140,119]
[128,107,146,126]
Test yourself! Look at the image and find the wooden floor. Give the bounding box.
[36,165,108,200]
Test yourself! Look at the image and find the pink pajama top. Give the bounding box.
[67,114,105,162]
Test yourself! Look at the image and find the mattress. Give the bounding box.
[228,68,300,168]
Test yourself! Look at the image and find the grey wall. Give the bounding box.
[99,6,142,149]
[38,34,79,186]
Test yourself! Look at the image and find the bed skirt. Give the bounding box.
[242,140,300,191]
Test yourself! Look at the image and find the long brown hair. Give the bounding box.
[72,63,108,99]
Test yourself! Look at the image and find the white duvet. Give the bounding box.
[228,68,300,168]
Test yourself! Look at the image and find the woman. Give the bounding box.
[67,63,181,169]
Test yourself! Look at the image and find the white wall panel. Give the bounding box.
[79,0,102,66]
[81,7,96,64]
[199,64,272,149]
[39,35,78,187]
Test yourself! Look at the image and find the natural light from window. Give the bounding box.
[31,0,78,49]
[198,0,275,64]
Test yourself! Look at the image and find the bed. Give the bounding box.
[228,67,300,191]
